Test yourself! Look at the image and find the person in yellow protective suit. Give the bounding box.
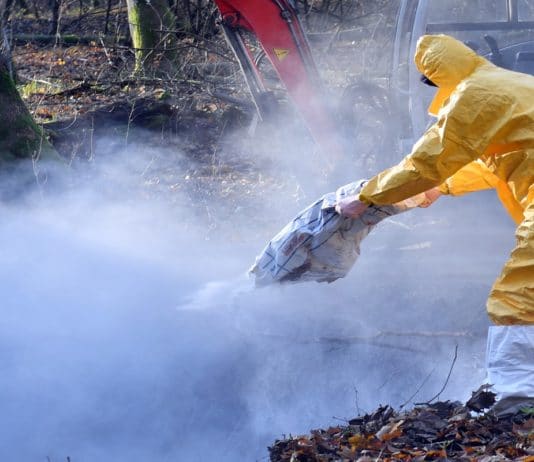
[338,34,534,326]
[336,34,534,414]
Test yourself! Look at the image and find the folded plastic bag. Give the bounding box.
[249,180,425,286]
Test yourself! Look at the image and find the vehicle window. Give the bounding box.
[427,0,507,23]
[519,0,534,19]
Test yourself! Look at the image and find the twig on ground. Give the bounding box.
[415,344,459,405]
[400,368,435,409]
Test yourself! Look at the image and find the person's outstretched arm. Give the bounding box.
[359,87,512,206]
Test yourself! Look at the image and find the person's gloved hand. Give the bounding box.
[335,195,369,218]
[418,187,442,208]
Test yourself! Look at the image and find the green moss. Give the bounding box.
[0,69,19,97]
[0,56,61,170]
[19,79,62,98]
[0,104,59,161]
[127,0,177,75]
[128,2,156,74]
[156,90,171,101]
[11,138,34,158]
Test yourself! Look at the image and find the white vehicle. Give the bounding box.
[394,0,534,144]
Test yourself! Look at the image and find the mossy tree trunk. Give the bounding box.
[0,53,58,166]
[126,0,178,75]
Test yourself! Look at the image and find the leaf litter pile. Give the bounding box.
[269,389,534,462]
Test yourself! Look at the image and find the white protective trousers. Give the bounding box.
[486,326,534,414]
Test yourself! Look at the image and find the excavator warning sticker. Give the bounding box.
[274,48,290,61]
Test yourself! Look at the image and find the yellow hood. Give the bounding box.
[415,35,486,115]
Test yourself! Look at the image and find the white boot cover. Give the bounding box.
[486,326,534,415]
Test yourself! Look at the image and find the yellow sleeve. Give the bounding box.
[439,160,496,196]
[359,86,513,205]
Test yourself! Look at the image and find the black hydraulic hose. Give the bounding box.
[222,24,265,97]
[269,0,320,81]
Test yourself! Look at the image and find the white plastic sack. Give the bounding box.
[249,180,426,286]
[486,326,534,413]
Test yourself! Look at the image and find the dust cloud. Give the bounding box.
[0,1,522,460]
[0,0,517,439]
[0,126,516,462]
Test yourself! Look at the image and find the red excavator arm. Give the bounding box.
[213,0,344,163]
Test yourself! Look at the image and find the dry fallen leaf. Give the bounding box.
[513,419,534,437]
[376,420,404,441]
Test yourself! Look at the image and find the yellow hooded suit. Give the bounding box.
[359,34,534,325]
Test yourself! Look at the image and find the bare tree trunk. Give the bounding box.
[48,0,61,35]
[0,25,14,82]
[0,0,16,84]
[0,53,59,165]
[103,0,112,34]
[126,0,178,75]
[2,0,12,24]
[113,0,123,44]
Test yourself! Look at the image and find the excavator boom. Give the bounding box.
[213,0,344,162]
